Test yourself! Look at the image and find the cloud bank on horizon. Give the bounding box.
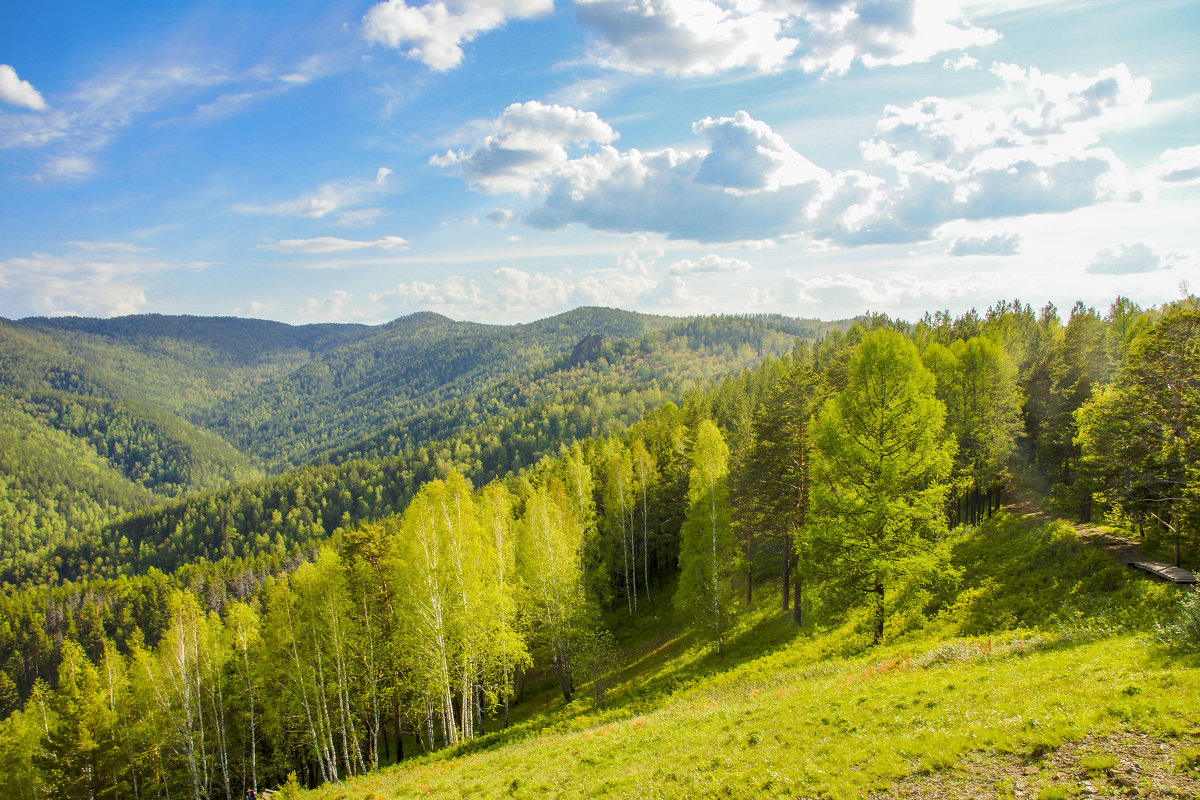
[0,0,1196,323]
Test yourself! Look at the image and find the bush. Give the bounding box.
[1154,589,1200,653]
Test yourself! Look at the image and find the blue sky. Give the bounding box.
[1,0,1197,324]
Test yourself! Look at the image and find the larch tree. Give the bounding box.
[675,419,738,654]
[809,329,954,645]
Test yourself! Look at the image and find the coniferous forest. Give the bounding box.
[1,297,1198,799]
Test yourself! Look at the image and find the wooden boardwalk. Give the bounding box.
[1130,561,1197,584]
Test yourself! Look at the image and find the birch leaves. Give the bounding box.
[395,472,526,745]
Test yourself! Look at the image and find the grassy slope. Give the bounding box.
[305,513,1200,800]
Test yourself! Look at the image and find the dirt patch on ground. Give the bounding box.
[1004,492,1152,567]
[870,731,1200,799]
[1073,525,1153,567]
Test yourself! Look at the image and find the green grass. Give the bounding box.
[301,512,1200,800]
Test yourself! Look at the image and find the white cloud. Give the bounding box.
[0,241,210,317]
[301,289,358,321]
[868,63,1149,168]
[572,269,659,306]
[431,101,617,195]
[258,236,410,254]
[947,232,1021,255]
[487,208,516,226]
[993,62,1151,136]
[370,259,678,319]
[692,110,827,193]
[943,52,979,70]
[0,64,226,180]
[781,268,982,315]
[371,275,486,316]
[668,254,751,274]
[431,64,1145,244]
[796,0,1000,76]
[242,300,280,317]
[1153,145,1200,185]
[0,55,339,182]
[234,168,394,222]
[574,0,998,77]
[576,0,798,76]
[0,64,48,111]
[494,265,572,312]
[618,236,664,274]
[1085,242,1173,275]
[362,0,553,71]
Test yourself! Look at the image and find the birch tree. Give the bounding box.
[518,479,588,701]
[675,419,738,654]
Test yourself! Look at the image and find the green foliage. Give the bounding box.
[1076,310,1200,559]
[1154,588,1200,654]
[675,420,739,653]
[3,296,1197,799]
[808,329,954,642]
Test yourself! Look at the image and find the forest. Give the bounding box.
[0,296,1197,799]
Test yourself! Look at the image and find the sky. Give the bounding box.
[1,0,1197,326]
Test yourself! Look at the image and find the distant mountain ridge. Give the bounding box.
[0,307,843,585]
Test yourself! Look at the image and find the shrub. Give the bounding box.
[1154,589,1200,653]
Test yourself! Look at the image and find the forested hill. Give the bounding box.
[197,307,679,468]
[9,307,674,471]
[1,296,1196,800]
[0,308,834,586]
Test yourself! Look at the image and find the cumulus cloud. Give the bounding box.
[234,168,393,222]
[573,269,659,306]
[362,0,553,71]
[371,275,485,309]
[795,0,1000,75]
[668,254,751,274]
[301,289,358,321]
[431,63,1142,244]
[0,241,210,317]
[618,237,664,274]
[993,62,1151,136]
[493,265,572,312]
[0,64,48,110]
[1085,242,1174,275]
[576,0,798,76]
[519,104,1122,243]
[1154,145,1200,185]
[867,63,1149,169]
[431,101,617,195]
[943,53,979,70]
[257,235,409,254]
[947,232,1020,256]
[692,110,827,193]
[575,0,997,77]
[242,300,280,317]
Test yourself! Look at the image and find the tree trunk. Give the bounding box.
[746,528,753,605]
[781,536,790,613]
[872,580,885,645]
